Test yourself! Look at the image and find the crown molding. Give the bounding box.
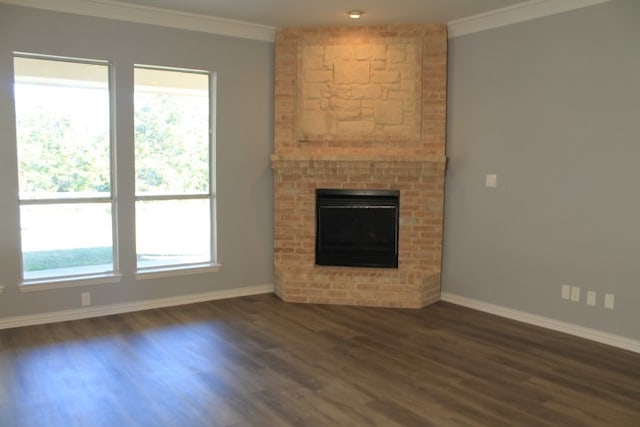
[448,0,612,38]
[0,0,612,44]
[0,0,276,42]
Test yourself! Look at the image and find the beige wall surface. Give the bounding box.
[443,0,640,340]
[0,4,274,319]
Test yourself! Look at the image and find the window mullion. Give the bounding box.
[19,197,113,206]
[135,193,209,202]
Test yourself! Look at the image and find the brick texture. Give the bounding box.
[273,24,447,309]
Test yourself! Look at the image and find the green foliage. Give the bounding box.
[17,105,110,194]
[17,86,209,197]
[134,93,209,195]
[23,246,113,271]
[23,246,183,271]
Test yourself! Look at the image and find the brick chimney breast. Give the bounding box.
[272,24,447,308]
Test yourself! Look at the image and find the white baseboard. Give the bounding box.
[0,284,274,330]
[6,286,636,354]
[440,292,640,354]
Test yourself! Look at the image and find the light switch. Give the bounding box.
[486,174,497,188]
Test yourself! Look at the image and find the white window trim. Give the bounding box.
[136,263,221,280]
[19,273,123,292]
[11,57,219,291]
[14,54,119,289]
[133,65,217,273]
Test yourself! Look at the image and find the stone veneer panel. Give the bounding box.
[299,35,422,141]
[273,24,447,309]
[275,24,447,157]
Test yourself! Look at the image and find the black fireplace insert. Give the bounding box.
[315,189,399,268]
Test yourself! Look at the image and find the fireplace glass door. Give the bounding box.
[316,189,399,268]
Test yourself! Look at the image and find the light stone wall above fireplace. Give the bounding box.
[272,24,447,308]
[298,35,422,141]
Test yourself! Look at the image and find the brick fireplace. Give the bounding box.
[272,24,447,308]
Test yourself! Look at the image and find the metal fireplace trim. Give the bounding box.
[315,188,400,269]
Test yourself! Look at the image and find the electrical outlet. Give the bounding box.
[604,293,615,310]
[81,292,91,307]
[570,286,580,302]
[561,284,571,300]
[586,291,597,307]
[485,174,497,188]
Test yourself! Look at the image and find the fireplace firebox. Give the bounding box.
[315,189,400,268]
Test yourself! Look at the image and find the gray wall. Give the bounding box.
[443,0,640,340]
[0,4,274,318]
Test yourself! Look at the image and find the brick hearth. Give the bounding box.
[272,24,447,308]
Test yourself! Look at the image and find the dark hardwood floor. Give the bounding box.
[0,294,639,426]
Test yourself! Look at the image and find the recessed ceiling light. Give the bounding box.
[348,10,363,19]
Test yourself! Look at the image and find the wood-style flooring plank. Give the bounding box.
[1,295,639,426]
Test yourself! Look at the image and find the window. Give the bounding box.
[12,55,216,287]
[13,55,115,282]
[134,66,215,271]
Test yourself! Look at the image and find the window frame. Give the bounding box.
[133,64,218,276]
[11,54,220,291]
[13,53,121,288]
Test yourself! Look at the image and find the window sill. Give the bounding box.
[135,263,221,280]
[19,273,123,292]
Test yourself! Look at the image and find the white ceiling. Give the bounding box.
[108,0,534,27]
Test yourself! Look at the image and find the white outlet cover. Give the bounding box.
[604,293,615,309]
[81,292,91,306]
[570,286,580,302]
[485,174,497,188]
[561,284,571,300]
[586,291,597,307]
